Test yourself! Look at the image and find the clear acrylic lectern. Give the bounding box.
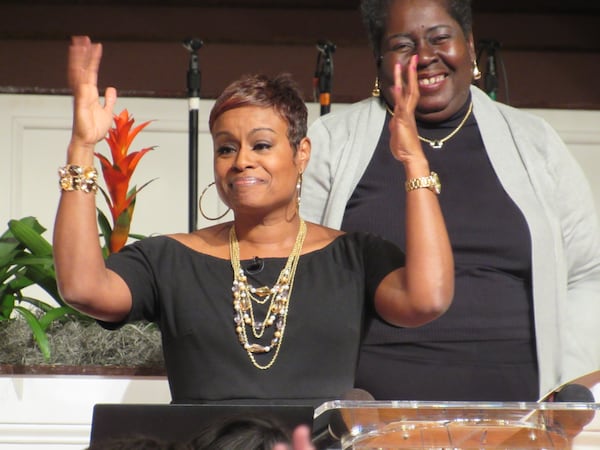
[314,400,600,449]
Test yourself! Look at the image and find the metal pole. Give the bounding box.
[183,38,203,232]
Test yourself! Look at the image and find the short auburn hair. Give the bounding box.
[209,73,308,150]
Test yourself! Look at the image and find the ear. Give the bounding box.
[295,137,311,173]
[467,32,476,62]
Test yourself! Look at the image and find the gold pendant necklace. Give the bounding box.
[385,101,473,150]
[229,219,307,370]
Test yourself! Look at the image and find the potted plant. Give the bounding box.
[0,110,165,375]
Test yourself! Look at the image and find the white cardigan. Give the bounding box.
[301,85,600,397]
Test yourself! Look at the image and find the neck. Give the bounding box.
[231,214,303,259]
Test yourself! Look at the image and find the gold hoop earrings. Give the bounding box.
[472,60,482,80]
[371,77,381,97]
[198,181,230,221]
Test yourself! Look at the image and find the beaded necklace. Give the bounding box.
[229,219,307,370]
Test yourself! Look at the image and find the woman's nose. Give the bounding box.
[416,39,437,63]
[233,147,256,170]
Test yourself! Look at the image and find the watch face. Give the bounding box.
[431,172,441,194]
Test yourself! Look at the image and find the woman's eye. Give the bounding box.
[216,145,236,155]
[253,142,272,151]
[391,42,414,53]
[430,34,451,45]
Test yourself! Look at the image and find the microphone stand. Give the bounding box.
[183,37,204,232]
[314,40,336,116]
[479,39,500,101]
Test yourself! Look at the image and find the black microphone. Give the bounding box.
[245,256,264,274]
[549,384,596,440]
[313,389,375,449]
[553,383,595,403]
[182,37,204,53]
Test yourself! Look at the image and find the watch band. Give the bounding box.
[405,171,441,194]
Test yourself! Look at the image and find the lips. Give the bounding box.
[230,176,264,188]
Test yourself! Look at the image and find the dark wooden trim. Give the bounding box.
[1,4,598,109]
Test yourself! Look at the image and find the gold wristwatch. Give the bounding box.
[405,171,441,195]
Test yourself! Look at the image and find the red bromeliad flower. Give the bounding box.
[95,109,155,254]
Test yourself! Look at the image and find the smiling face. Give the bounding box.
[378,0,475,122]
[212,105,310,217]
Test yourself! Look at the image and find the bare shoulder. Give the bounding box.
[167,222,231,258]
[303,221,345,253]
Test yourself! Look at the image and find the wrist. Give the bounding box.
[67,139,96,166]
[403,158,431,179]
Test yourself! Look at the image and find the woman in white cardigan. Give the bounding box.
[302,0,600,401]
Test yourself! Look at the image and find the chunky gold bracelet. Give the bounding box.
[58,164,98,193]
[405,171,441,195]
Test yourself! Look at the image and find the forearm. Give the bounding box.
[53,142,129,320]
[404,174,454,312]
[375,159,454,327]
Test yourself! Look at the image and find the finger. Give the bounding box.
[291,424,315,450]
[68,37,87,89]
[86,42,103,88]
[67,36,102,88]
[103,86,118,114]
[272,444,291,450]
[392,61,403,114]
[406,54,419,108]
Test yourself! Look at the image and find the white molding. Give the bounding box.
[0,423,90,445]
[0,374,170,450]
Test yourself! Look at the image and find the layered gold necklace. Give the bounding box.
[385,101,473,149]
[229,219,307,370]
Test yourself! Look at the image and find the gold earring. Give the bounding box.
[371,77,381,97]
[296,173,303,211]
[472,60,482,80]
[198,181,230,221]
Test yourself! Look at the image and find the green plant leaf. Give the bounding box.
[38,306,75,331]
[97,208,112,256]
[8,218,53,257]
[14,305,51,360]
[8,271,36,291]
[1,292,15,320]
[0,241,22,269]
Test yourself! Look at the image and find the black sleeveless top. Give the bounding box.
[342,98,539,401]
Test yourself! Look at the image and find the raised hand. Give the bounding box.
[388,54,424,166]
[68,36,117,153]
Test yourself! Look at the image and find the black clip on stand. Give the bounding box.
[314,40,336,116]
[477,39,500,101]
[183,37,204,232]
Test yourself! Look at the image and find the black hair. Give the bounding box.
[87,435,188,450]
[187,416,292,450]
[360,0,473,58]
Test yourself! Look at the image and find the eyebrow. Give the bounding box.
[249,127,276,135]
[386,24,453,41]
[214,127,276,139]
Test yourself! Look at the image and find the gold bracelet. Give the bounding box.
[58,164,98,193]
[405,171,441,195]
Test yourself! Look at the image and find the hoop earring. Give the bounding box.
[371,77,381,97]
[472,60,482,80]
[296,173,303,211]
[198,181,230,221]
